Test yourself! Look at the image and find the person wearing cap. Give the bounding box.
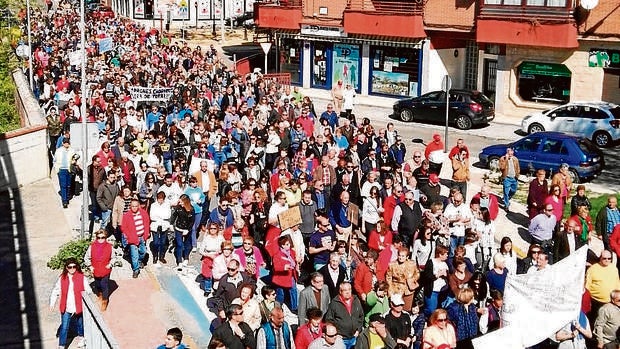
[53,137,76,208]
[354,313,397,349]
[425,134,445,175]
[384,293,415,348]
[551,163,573,204]
[419,173,442,209]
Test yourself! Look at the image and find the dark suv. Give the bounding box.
[392,89,495,130]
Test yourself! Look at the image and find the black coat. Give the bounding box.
[210,321,256,349]
[319,264,347,299]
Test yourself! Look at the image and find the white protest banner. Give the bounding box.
[99,37,114,54]
[486,246,587,349]
[128,87,174,102]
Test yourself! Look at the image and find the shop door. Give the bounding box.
[144,0,154,19]
[483,59,497,102]
[311,43,331,89]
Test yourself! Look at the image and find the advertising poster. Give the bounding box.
[134,0,145,18]
[214,0,223,18]
[232,0,244,16]
[245,0,255,12]
[332,43,360,90]
[371,70,409,96]
[175,0,189,20]
[197,0,211,20]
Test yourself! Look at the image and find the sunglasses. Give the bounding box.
[437,318,448,322]
[97,236,106,240]
[325,333,338,338]
[602,257,612,260]
[227,267,238,271]
[67,264,77,269]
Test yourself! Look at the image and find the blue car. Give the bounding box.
[478,132,604,183]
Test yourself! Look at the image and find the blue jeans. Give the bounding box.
[202,276,213,293]
[503,177,518,208]
[424,291,440,317]
[93,274,111,299]
[58,169,72,204]
[175,231,192,264]
[101,210,112,230]
[89,191,101,220]
[129,236,146,272]
[163,159,173,174]
[192,212,203,248]
[58,312,83,346]
[152,230,167,260]
[450,236,465,258]
[342,336,357,349]
[275,279,298,311]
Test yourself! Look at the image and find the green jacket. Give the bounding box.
[354,327,397,349]
[364,291,390,325]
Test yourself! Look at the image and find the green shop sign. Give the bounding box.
[519,61,572,77]
[589,48,620,69]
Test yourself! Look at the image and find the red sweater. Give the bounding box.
[59,272,85,314]
[471,193,500,221]
[90,241,112,278]
[353,262,374,296]
[271,248,298,288]
[120,209,151,245]
[368,230,393,252]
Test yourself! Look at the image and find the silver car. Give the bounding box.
[520,101,620,147]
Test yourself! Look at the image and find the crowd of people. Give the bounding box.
[35,2,620,349]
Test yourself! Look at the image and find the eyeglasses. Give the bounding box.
[233,312,244,316]
[325,333,338,338]
[601,257,612,260]
[414,156,421,158]
[67,264,77,269]
[243,242,253,245]
[320,223,330,227]
[545,208,554,212]
[531,250,541,254]
[346,166,354,169]
[437,318,448,323]
[227,267,238,271]
[97,236,106,240]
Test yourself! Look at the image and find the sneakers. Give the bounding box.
[132,270,140,278]
[192,247,197,253]
[139,262,145,269]
[159,258,167,264]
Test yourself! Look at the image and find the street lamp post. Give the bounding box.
[194,1,198,29]
[26,0,34,91]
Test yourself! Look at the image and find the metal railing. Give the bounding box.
[255,0,302,7]
[479,2,574,21]
[346,0,424,13]
[82,292,121,349]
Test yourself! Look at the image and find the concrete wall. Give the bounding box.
[495,41,620,119]
[425,48,466,93]
[0,71,49,190]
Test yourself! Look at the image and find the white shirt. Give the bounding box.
[444,203,472,237]
[49,273,92,312]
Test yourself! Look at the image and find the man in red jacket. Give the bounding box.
[470,185,499,221]
[120,199,151,278]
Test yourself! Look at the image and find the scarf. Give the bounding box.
[280,247,296,270]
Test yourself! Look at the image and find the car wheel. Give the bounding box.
[400,109,414,122]
[455,115,472,130]
[488,156,500,171]
[593,131,611,147]
[528,123,545,134]
[568,169,580,184]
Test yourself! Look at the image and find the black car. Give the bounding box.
[392,89,495,130]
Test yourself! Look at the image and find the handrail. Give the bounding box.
[346,0,424,13]
[81,292,121,349]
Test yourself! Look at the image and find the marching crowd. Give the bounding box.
[32,1,620,349]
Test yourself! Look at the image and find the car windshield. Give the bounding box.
[609,106,620,119]
[470,92,492,104]
[578,139,599,155]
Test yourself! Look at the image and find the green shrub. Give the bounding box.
[47,239,91,270]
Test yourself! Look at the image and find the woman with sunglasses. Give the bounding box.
[422,309,456,349]
[49,258,93,349]
[84,230,114,312]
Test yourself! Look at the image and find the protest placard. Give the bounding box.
[278,206,302,231]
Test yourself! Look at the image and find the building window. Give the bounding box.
[370,46,420,96]
[517,61,571,104]
[464,40,479,91]
[312,42,330,88]
[279,39,302,84]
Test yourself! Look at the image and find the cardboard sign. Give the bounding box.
[278,206,302,231]
[347,203,359,226]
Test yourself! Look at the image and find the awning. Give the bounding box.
[519,61,572,77]
[276,31,423,48]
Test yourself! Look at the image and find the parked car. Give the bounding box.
[478,132,604,183]
[224,11,253,27]
[392,89,495,130]
[521,101,620,147]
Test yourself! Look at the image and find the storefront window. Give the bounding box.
[279,39,302,84]
[517,61,571,104]
[280,39,301,84]
[312,42,330,88]
[370,46,420,97]
[332,44,360,91]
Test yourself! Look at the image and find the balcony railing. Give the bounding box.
[346,0,423,14]
[255,0,302,7]
[479,1,574,21]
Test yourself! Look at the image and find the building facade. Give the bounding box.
[255,0,620,119]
